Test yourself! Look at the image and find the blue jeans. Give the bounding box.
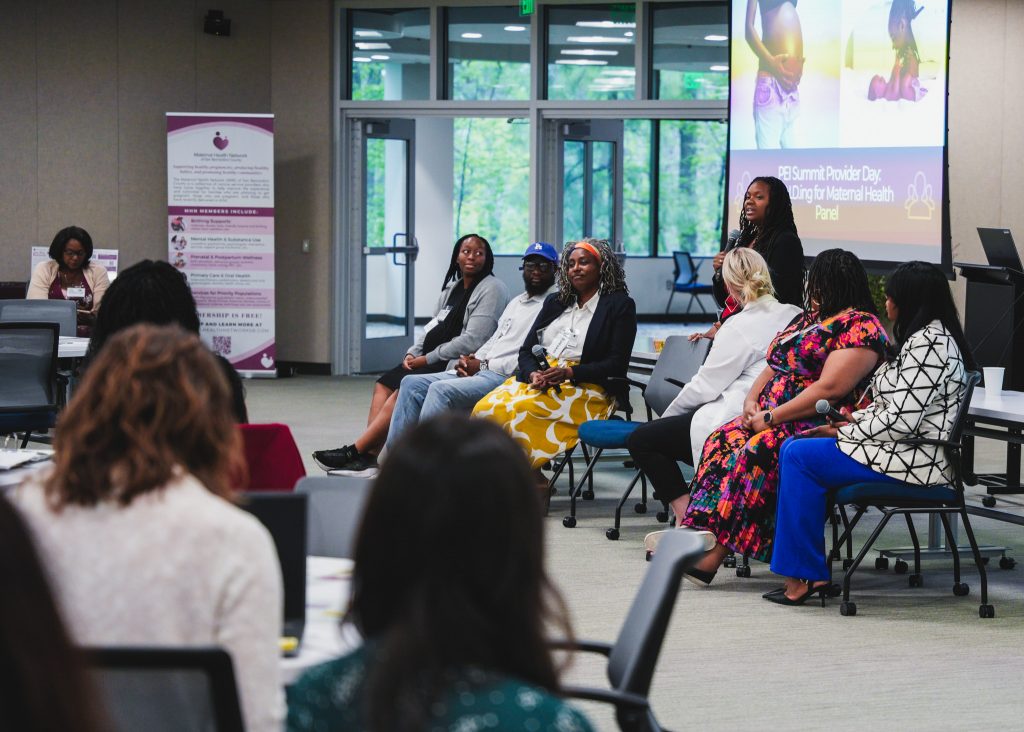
[771,437,902,582]
[386,369,508,451]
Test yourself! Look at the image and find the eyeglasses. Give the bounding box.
[521,262,554,273]
[63,249,86,259]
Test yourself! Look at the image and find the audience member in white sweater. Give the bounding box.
[15,324,284,732]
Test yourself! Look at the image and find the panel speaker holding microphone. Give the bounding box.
[472,238,637,500]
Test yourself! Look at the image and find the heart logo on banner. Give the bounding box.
[213,132,229,150]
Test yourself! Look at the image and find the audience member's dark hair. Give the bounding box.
[886,260,977,369]
[48,226,94,265]
[46,324,246,508]
[86,259,247,422]
[737,175,798,258]
[441,233,495,290]
[804,248,878,319]
[349,415,572,732]
[0,494,106,731]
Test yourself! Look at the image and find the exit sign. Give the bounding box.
[520,0,534,15]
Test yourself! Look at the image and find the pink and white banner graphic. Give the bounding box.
[166,113,276,376]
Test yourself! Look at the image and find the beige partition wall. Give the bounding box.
[0,0,332,365]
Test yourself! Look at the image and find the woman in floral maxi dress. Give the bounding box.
[678,250,890,584]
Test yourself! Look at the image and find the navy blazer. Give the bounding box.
[517,290,638,405]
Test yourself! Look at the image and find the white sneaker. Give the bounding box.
[643,528,716,559]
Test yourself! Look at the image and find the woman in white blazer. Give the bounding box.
[627,248,801,523]
[767,261,976,605]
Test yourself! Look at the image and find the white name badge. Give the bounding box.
[66,287,86,299]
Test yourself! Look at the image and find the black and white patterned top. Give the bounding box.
[837,321,967,486]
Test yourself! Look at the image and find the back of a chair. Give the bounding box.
[0,281,28,299]
[606,530,706,697]
[643,336,710,416]
[0,299,77,337]
[0,322,59,410]
[946,370,982,481]
[671,252,697,287]
[85,646,244,732]
[238,423,306,492]
[295,475,373,558]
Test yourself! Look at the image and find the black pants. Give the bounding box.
[626,412,696,503]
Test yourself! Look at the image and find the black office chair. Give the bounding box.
[84,646,245,732]
[0,298,77,337]
[831,371,994,618]
[552,530,706,732]
[295,475,373,558]
[0,322,60,448]
[664,252,713,316]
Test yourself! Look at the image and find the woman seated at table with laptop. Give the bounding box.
[472,238,636,495]
[767,261,976,605]
[287,415,594,731]
[627,248,802,524]
[27,226,110,336]
[13,324,283,732]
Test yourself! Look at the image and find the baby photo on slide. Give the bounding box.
[839,0,948,148]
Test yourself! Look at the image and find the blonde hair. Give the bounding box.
[721,247,775,306]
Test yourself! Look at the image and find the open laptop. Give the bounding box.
[240,492,308,657]
[978,228,1024,273]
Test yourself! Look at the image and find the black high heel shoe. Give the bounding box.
[763,581,830,606]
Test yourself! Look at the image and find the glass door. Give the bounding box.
[558,120,624,247]
[359,119,417,373]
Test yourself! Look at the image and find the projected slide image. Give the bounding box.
[839,0,948,148]
[727,0,950,265]
[730,0,841,151]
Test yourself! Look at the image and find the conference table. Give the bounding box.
[281,556,359,685]
[964,386,1024,527]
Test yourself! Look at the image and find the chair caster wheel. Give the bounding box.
[645,550,653,562]
[582,490,595,501]
[827,583,842,598]
[982,495,997,508]
[909,574,923,588]
[840,601,857,616]
[562,516,576,528]
[634,503,647,514]
[979,604,995,619]
[894,559,909,574]
[736,565,751,578]
[605,528,619,541]
[655,510,669,523]
[842,559,854,570]
[953,582,969,597]
[999,556,1016,570]
[874,557,889,570]
[724,555,737,569]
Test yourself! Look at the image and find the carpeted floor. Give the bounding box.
[246,374,1024,731]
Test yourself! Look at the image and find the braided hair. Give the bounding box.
[555,238,628,306]
[441,234,494,290]
[736,176,798,262]
[804,248,877,320]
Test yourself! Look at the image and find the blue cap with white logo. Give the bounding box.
[522,242,559,263]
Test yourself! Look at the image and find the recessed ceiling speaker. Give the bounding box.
[203,10,231,37]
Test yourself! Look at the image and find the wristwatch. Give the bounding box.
[763,410,774,425]
[479,359,488,371]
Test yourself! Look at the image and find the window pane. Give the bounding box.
[448,7,531,100]
[547,4,636,100]
[453,118,530,255]
[350,9,430,101]
[623,120,652,256]
[591,141,614,241]
[652,3,729,100]
[657,120,727,256]
[562,141,585,244]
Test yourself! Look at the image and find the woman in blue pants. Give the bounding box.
[766,261,977,605]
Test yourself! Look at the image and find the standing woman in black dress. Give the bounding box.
[698,176,804,341]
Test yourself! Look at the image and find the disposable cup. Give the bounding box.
[982,367,1004,396]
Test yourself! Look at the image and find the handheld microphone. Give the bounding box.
[815,399,845,422]
[531,345,562,394]
[726,228,742,249]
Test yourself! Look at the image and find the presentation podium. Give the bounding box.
[956,263,1024,391]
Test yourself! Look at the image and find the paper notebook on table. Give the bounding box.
[0,450,52,471]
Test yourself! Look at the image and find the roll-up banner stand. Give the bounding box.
[166,113,276,377]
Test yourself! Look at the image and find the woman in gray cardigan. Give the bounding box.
[313,234,509,474]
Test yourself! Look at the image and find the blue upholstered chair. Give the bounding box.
[831,371,995,618]
[562,336,710,538]
[664,252,714,316]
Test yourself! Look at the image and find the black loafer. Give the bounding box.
[682,568,717,587]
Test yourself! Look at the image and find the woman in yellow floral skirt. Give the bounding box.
[473,239,637,492]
